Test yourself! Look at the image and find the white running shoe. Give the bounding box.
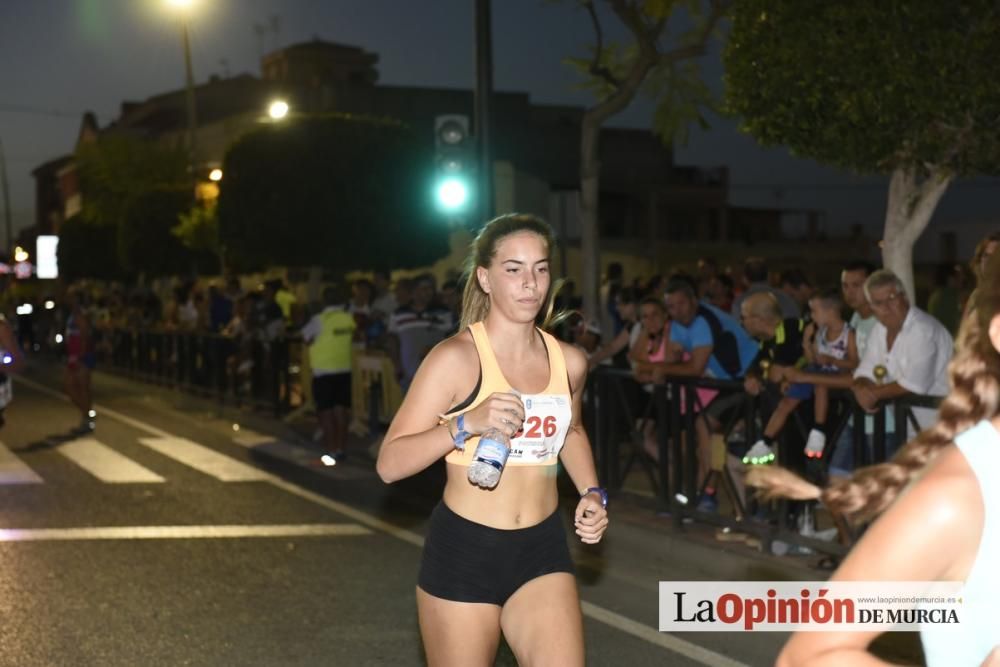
[743,440,775,465]
[804,429,827,459]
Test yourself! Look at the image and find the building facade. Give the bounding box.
[32,39,728,263]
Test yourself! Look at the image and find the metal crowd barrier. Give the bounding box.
[102,328,300,417]
[349,351,403,437]
[586,366,941,557]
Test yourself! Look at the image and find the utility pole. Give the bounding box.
[474,0,494,225]
[180,19,198,174]
[0,137,12,255]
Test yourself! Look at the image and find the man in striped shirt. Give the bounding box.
[387,273,453,391]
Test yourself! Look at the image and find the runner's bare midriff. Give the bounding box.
[443,462,559,529]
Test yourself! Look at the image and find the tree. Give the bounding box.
[75,135,197,276]
[57,215,123,282]
[567,0,731,320]
[174,201,221,258]
[76,135,189,227]
[218,115,449,273]
[116,189,205,276]
[725,1,1000,298]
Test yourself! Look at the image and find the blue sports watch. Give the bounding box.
[452,414,471,450]
[582,486,609,509]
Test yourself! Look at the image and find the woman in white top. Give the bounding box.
[753,251,1000,666]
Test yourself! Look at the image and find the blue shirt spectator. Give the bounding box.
[666,283,757,379]
[670,302,757,379]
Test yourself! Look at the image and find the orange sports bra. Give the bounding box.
[444,321,572,467]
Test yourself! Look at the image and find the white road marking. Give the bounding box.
[58,437,165,483]
[265,477,426,548]
[13,375,744,667]
[0,440,42,484]
[581,601,750,667]
[0,523,371,542]
[138,436,270,482]
[231,429,278,448]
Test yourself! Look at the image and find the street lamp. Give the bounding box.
[165,0,199,169]
[268,99,290,120]
[0,137,11,256]
[13,246,28,263]
[208,168,223,182]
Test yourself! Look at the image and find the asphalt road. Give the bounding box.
[0,366,796,666]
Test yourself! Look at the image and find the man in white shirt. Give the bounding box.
[826,270,952,476]
[851,269,952,432]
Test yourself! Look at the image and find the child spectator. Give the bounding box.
[786,288,859,459]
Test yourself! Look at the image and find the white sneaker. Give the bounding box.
[319,452,346,467]
[804,429,827,459]
[743,440,775,465]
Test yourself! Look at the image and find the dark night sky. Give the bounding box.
[1,0,996,240]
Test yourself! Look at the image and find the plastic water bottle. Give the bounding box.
[797,502,816,537]
[467,427,511,489]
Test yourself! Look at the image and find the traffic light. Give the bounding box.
[433,115,473,214]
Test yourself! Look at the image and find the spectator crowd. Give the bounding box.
[13,230,997,513]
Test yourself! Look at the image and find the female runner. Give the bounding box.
[376,214,608,667]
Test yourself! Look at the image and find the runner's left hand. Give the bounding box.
[574,494,608,544]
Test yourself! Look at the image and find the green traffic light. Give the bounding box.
[435,177,470,212]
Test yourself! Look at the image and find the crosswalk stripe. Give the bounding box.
[58,437,165,483]
[138,436,270,482]
[231,428,277,448]
[0,440,42,485]
[0,523,372,541]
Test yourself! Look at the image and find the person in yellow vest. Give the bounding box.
[272,279,298,324]
[301,285,355,466]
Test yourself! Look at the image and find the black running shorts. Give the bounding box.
[418,502,575,606]
[312,373,351,411]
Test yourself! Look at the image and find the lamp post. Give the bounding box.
[474,0,494,223]
[166,0,199,172]
[0,137,11,256]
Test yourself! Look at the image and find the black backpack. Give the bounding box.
[696,304,744,378]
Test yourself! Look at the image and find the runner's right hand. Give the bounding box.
[463,392,525,438]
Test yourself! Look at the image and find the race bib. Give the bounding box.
[508,393,572,464]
